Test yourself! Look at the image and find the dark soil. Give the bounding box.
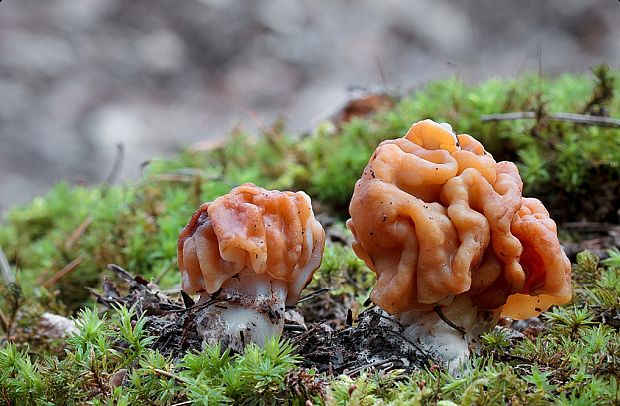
[561,223,620,260]
[89,215,620,375]
[533,172,620,225]
[287,307,430,375]
[93,264,430,374]
[91,264,203,359]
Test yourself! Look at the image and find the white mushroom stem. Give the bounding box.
[195,270,287,352]
[397,294,501,373]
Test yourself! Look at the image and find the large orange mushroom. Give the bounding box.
[178,183,325,350]
[347,120,571,368]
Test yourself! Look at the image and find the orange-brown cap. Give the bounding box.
[347,120,571,319]
[178,183,326,306]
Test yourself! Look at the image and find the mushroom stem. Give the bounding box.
[195,270,287,352]
[397,294,501,372]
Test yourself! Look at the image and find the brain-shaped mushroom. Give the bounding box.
[178,183,325,349]
[347,119,571,320]
[178,183,325,306]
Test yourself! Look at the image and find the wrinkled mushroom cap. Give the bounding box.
[347,119,571,319]
[178,183,326,306]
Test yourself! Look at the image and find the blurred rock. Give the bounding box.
[38,312,77,338]
[0,0,619,213]
[134,30,187,74]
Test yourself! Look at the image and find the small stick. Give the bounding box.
[501,353,532,364]
[64,216,93,251]
[480,112,620,128]
[43,257,84,289]
[283,323,307,332]
[106,263,135,282]
[296,288,330,305]
[0,308,9,333]
[433,305,466,337]
[0,245,15,285]
[171,401,193,406]
[151,368,188,384]
[346,357,397,377]
[343,272,360,291]
[291,324,324,346]
[85,287,132,310]
[382,326,431,362]
[165,296,227,314]
[154,260,175,285]
[370,312,431,360]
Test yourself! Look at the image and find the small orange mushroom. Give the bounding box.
[347,119,571,367]
[178,183,325,350]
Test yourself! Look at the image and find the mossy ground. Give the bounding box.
[1,68,620,405]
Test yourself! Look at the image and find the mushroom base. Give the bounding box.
[398,294,501,373]
[195,271,287,352]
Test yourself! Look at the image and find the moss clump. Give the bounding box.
[1,68,619,309]
[1,250,619,404]
[1,306,311,405]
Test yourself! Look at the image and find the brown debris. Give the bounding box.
[334,94,395,128]
[288,308,430,375]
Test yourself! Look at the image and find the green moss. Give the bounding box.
[1,306,306,405]
[2,68,619,309]
[1,69,620,404]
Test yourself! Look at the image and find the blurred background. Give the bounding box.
[1,0,619,213]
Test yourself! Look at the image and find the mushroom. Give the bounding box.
[347,119,571,369]
[178,183,325,351]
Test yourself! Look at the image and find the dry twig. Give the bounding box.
[170,401,193,406]
[433,305,466,337]
[371,311,431,360]
[151,368,188,384]
[345,357,398,376]
[64,216,93,251]
[154,260,176,285]
[0,309,9,333]
[295,288,330,305]
[284,323,307,332]
[43,257,84,289]
[480,112,620,128]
